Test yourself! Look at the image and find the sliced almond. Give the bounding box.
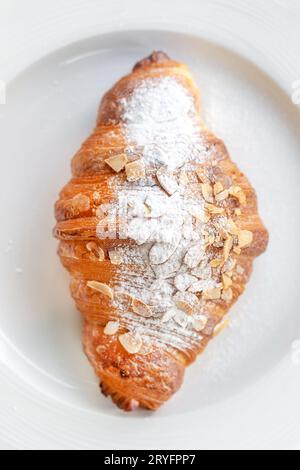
[238,230,253,248]
[215,189,229,202]
[210,258,223,268]
[205,203,224,215]
[213,182,223,196]
[104,321,119,336]
[149,242,177,265]
[184,242,205,269]
[86,242,105,261]
[202,288,221,300]
[213,319,230,337]
[227,219,240,236]
[175,300,194,315]
[234,208,242,216]
[189,280,216,293]
[125,159,146,182]
[174,311,189,328]
[156,166,179,195]
[221,288,233,302]
[201,183,214,203]
[105,153,127,173]
[193,315,208,332]
[87,281,114,300]
[222,274,232,289]
[229,186,246,205]
[132,297,153,318]
[161,309,176,323]
[174,273,197,292]
[108,249,123,265]
[223,236,233,260]
[191,264,212,279]
[119,332,142,354]
[196,168,210,183]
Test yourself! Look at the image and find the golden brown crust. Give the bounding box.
[54,51,268,411]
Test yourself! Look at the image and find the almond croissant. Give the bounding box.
[54,52,268,411]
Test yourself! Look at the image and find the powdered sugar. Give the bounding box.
[121,76,207,170]
[96,75,236,352]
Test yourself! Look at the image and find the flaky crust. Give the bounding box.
[54,52,268,411]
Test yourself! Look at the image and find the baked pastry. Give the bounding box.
[54,51,268,411]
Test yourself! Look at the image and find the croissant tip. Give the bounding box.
[100,380,140,412]
[133,51,171,71]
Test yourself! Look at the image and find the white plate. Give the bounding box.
[0,0,300,450]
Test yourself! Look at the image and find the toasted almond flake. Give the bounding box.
[105,153,127,172]
[149,242,177,265]
[161,309,176,323]
[179,170,189,186]
[156,166,179,195]
[201,183,214,202]
[174,273,197,292]
[205,203,224,215]
[184,242,205,269]
[227,219,240,236]
[238,230,253,248]
[198,210,210,223]
[210,258,223,268]
[132,298,153,318]
[223,236,233,260]
[174,311,189,328]
[86,242,105,261]
[189,279,217,293]
[119,332,142,354]
[108,249,122,265]
[203,233,215,247]
[104,321,119,336]
[87,281,114,300]
[213,182,223,196]
[213,319,230,337]
[193,315,208,332]
[175,300,194,315]
[221,288,233,302]
[196,169,210,183]
[222,274,232,289]
[191,264,212,279]
[233,247,241,255]
[125,159,146,182]
[143,203,152,217]
[70,193,91,213]
[215,189,229,202]
[202,288,222,300]
[229,186,246,205]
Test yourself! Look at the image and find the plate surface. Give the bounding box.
[0,0,300,450]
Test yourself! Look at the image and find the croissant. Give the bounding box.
[54,51,268,411]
